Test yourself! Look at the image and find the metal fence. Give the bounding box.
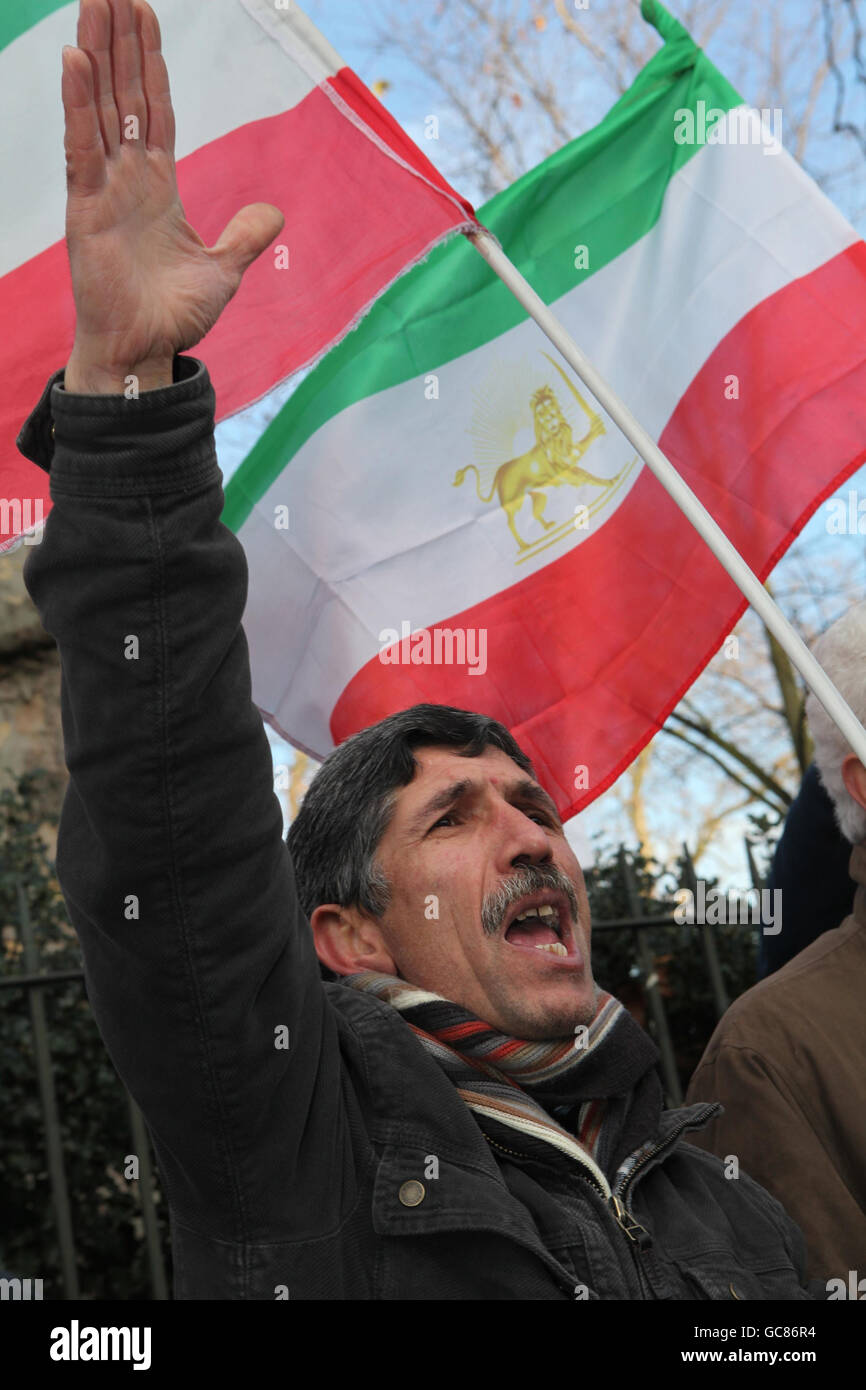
[1,840,765,1300]
[1,876,168,1301]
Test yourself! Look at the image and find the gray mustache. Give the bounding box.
[481,863,579,937]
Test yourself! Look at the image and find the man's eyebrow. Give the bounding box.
[405,774,561,839]
[511,778,562,824]
[406,779,473,838]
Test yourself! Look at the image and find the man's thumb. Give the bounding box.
[212,203,285,278]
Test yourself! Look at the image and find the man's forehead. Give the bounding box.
[397,744,554,811]
[408,743,528,783]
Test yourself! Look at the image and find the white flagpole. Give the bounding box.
[467,225,866,767]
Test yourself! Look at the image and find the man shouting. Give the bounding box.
[18,0,819,1300]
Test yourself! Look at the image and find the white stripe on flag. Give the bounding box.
[238,0,343,84]
[0,0,320,277]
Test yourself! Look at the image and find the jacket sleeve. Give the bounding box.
[17,358,353,1247]
[686,1041,844,1288]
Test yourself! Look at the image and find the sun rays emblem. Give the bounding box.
[456,352,635,561]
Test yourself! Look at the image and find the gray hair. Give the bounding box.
[805,599,866,844]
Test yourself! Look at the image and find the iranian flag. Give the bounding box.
[218,0,866,817]
[1,0,474,548]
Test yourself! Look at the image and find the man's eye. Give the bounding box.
[430,813,458,831]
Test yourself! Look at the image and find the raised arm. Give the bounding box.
[18,0,352,1284]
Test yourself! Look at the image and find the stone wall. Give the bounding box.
[0,543,66,851]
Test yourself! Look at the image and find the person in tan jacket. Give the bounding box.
[686,600,866,1287]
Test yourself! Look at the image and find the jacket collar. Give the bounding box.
[328,980,717,1182]
[849,842,866,925]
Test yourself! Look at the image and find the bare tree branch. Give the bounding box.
[666,711,794,807]
[661,724,791,815]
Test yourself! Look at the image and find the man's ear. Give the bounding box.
[310,903,397,978]
[841,754,866,811]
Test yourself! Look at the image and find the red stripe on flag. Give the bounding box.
[330,242,866,819]
[2,73,470,544]
[328,69,476,220]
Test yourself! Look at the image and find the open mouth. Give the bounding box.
[501,893,578,963]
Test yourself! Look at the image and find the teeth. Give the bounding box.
[515,903,557,922]
[534,941,568,956]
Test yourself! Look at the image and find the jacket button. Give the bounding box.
[51,424,55,439]
[398,1180,425,1207]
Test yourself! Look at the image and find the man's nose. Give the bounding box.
[494,801,552,866]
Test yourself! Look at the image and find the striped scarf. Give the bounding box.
[344,971,663,1184]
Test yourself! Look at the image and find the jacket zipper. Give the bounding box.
[483,1103,720,1298]
[606,1105,721,1298]
[614,1104,721,1206]
[608,1191,654,1297]
[483,1130,653,1296]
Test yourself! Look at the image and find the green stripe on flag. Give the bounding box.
[1,0,75,52]
[221,0,741,534]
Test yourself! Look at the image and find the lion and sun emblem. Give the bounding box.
[455,352,636,561]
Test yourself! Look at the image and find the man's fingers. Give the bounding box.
[78,0,120,155]
[212,203,286,279]
[136,1,175,157]
[110,0,148,150]
[62,46,107,193]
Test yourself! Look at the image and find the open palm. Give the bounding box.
[63,0,284,389]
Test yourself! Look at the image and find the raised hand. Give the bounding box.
[62,0,284,394]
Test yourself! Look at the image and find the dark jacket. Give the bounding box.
[17,357,820,1301]
[686,842,866,1282]
[758,762,855,979]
